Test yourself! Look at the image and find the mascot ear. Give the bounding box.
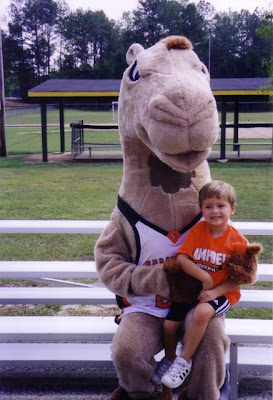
[126,43,144,65]
[201,62,210,80]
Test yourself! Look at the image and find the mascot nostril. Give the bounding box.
[95,35,241,400]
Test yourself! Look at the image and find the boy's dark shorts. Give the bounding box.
[165,296,231,322]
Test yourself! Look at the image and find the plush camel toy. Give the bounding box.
[224,243,262,284]
[95,36,233,400]
[164,243,262,301]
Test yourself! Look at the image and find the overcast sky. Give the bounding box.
[0,0,270,23]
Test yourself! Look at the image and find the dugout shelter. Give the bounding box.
[28,78,272,162]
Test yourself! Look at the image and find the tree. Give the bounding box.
[209,9,270,78]
[22,0,60,77]
[3,0,68,96]
[2,0,272,97]
[59,9,122,78]
[256,11,273,77]
[4,0,35,98]
[120,0,208,66]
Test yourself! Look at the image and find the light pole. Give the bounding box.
[0,27,8,157]
[208,31,211,74]
[206,18,213,75]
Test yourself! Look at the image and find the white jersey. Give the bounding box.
[117,196,201,319]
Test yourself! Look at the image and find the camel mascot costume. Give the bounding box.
[95,36,259,400]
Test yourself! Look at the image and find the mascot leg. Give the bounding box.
[177,314,229,400]
[111,312,172,400]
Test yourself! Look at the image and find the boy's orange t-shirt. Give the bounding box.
[177,221,248,305]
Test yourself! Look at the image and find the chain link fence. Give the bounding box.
[4,101,273,161]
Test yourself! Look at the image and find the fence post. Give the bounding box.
[41,102,48,162]
[220,100,227,160]
[271,126,273,162]
[0,30,7,157]
[233,100,239,152]
[59,101,65,153]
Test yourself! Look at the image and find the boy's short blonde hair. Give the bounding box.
[199,180,236,207]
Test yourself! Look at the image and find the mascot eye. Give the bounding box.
[129,60,140,81]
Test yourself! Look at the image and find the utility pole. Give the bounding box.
[0,27,8,157]
[208,31,211,74]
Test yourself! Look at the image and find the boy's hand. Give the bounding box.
[198,289,216,303]
[202,274,214,291]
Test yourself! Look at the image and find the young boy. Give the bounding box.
[154,180,248,389]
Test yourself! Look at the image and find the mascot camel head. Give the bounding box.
[118,35,218,173]
[118,35,219,229]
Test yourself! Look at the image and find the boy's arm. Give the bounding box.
[176,253,214,290]
[198,280,239,302]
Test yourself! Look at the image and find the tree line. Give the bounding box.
[1,0,272,99]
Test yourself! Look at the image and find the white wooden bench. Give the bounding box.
[70,122,121,159]
[231,142,272,157]
[0,286,271,308]
[0,261,271,281]
[1,220,272,234]
[213,142,272,157]
[0,220,272,400]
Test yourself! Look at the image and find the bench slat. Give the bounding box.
[0,261,271,281]
[237,289,272,308]
[76,144,120,147]
[257,264,273,281]
[0,316,115,341]
[0,261,97,278]
[233,222,273,235]
[0,343,112,365]
[0,220,108,234]
[0,343,271,372]
[0,220,272,235]
[0,287,271,308]
[0,287,115,304]
[0,316,271,344]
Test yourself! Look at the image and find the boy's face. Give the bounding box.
[200,196,236,231]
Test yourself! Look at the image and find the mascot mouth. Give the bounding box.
[136,123,212,173]
[158,148,211,173]
[143,116,217,157]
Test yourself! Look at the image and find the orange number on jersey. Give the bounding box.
[156,295,172,308]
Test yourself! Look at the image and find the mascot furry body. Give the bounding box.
[95,36,247,399]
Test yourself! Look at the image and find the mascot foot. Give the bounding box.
[110,386,131,400]
[177,386,227,400]
[110,384,172,400]
[177,386,189,400]
[154,385,173,400]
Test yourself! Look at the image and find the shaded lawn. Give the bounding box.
[0,158,272,262]
[0,157,272,318]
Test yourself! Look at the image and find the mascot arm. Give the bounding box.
[94,217,170,299]
[95,210,204,303]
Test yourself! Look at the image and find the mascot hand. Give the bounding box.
[164,258,202,303]
[224,243,263,285]
[164,258,181,273]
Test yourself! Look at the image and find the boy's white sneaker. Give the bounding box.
[152,356,172,384]
[161,356,192,389]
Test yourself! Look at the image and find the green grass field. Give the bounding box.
[0,158,272,261]
[6,109,118,154]
[0,157,272,318]
[5,108,272,154]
